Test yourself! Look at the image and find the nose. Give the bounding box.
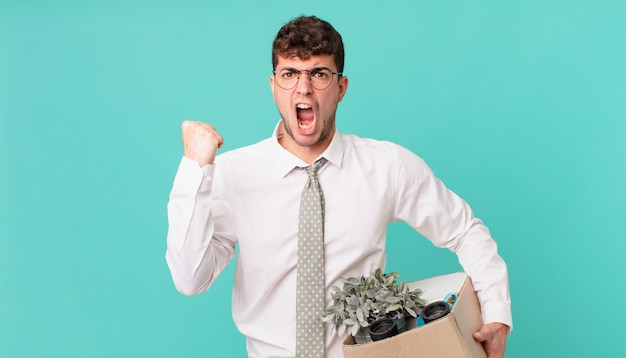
[295,70,313,94]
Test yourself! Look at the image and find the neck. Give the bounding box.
[277,124,334,165]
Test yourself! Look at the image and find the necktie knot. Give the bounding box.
[305,158,327,180]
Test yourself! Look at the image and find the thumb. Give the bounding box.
[473,329,485,342]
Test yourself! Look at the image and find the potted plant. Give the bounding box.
[323,268,426,344]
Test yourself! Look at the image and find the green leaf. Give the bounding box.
[346,277,361,285]
[351,323,360,336]
[405,306,417,318]
[322,314,335,322]
[343,318,356,326]
[356,307,364,322]
[338,323,347,336]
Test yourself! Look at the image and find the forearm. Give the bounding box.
[453,220,512,328]
[165,157,236,296]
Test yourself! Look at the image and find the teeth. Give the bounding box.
[296,103,311,109]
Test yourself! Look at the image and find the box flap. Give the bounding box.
[452,276,487,358]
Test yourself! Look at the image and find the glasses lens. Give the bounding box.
[276,69,298,89]
[309,68,332,89]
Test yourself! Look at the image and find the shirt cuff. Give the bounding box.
[177,156,215,193]
[481,299,513,331]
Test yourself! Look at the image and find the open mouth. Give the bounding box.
[296,103,315,130]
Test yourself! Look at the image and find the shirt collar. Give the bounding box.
[271,120,344,178]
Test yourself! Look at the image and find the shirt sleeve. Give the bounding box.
[391,145,513,329]
[165,156,237,296]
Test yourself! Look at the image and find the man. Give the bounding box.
[166,15,511,358]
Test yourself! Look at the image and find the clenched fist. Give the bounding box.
[181,120,224,167]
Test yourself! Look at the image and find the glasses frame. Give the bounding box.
[272,66,343,90]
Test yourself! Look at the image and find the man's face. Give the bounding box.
[270,54,348,157]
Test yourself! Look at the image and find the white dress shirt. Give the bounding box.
[166,123,512,358]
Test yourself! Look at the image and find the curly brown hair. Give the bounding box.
[272,16,344,73]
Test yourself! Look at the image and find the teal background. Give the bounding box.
[1,0,625,357]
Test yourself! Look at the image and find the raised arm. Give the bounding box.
[165,121,235,296]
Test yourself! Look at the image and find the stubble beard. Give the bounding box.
[281,114,336,148]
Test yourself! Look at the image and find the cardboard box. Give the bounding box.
[341,272,487,358]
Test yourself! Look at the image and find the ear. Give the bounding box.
[338,75,349,102]
[269,74,276,101]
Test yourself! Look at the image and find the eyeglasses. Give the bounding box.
[273,67,343,90]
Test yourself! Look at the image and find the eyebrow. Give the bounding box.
[279,66,332,72]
